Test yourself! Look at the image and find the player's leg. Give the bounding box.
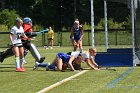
[33,62,50,70]
[19,46,26,70]
[23,42,45,63]
[0,47,14,62]
[50,39,53,49]
[13,46,24,72]
[72,40,78,51]
[78,40,83,52]
[56,58,63,71]
[23,49,28,64]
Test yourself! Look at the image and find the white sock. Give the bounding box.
[15,57,20,68]
[79,47,83,52]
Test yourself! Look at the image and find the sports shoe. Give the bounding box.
[21,68,26,71]
[0,52,5,62]
[0,56,4,63]
[33,63,38,70]
[16,68,24,72]
[38,57,45,63]
[23,60,27,64]
[46,47,49,49]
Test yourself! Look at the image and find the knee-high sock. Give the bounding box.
[38,63,47,67]
[15,57,20,68]
[48,64,56,69]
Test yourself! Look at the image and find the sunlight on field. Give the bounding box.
[0,46,139,93]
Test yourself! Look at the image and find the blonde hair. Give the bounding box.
[89,48,97,52]
[16,17,23,24]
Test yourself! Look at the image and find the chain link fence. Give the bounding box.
[0,29,132,48]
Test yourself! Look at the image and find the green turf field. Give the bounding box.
[0,46,140,93]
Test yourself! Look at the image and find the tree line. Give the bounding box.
[0,0,130,31]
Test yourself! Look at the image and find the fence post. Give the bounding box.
[115,30,118,45]
[88,30,90,46]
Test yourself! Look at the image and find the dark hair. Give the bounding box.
[67,52,71,55]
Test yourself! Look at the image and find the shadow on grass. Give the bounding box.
[0,63,15,65]
[0,70,16,72]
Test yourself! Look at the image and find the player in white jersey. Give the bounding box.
[68,48,100,71]
[9,18,28,72]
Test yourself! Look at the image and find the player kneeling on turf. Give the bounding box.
[33,52,82,71]
[68,48,100,71]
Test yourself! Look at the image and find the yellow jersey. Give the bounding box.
[47,29,54,39]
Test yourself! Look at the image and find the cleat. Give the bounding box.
[21,68,26,71]
[0,56,4,63]
[0,52,5,62]
[23,61,27,64]
[16,68,24,72]
[46,47,49,49]
[38,57,45,63]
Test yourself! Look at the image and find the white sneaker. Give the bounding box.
[23,60,27,64]
[46,47,49,49]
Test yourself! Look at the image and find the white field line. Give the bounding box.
[36,70,89,93]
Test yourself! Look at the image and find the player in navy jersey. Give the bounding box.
[33,52,82,71]
[70,19,84,52]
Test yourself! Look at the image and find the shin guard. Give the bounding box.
[30,43,45,63]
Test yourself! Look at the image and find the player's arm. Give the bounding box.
[9,33,13,45]
[71,27,74,40]
[25,32,37,38]
[68,56,76,71]
[85,58,99,70]
[71,28,76,44]
[90,58,99,68]
[22,33,29,40]
[79,26,84,41]
[71,28,77,45]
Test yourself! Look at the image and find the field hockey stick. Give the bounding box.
[100,67,116,71]
[36,29,48,34]
[25,29,49,38]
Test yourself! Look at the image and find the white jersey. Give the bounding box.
[10,26,24,44]
[71,51,95,61]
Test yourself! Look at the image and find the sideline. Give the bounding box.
[36,70,89,93]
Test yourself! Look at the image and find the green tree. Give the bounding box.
[0,9,19,29]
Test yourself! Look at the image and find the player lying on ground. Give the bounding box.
[68,48,100,71]
[0,17,46,63]
[33,52,83,71]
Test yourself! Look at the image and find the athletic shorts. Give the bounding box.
[48,38,53,40]
[13,43,23,47]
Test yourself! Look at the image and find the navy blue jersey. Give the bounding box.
[57,53,70,63]
[70,25,82,40]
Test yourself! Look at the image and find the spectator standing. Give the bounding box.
[47,27,54,49]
